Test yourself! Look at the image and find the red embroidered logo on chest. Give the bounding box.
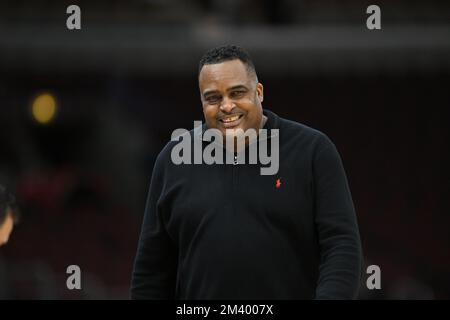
[275,178,282,189]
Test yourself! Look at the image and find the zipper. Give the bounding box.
[232,154,238,218]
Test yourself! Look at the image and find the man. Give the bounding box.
[131,45,362,299]
[0,185,19,247]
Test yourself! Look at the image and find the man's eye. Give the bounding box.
[206,96,221,104]
[230,91,245,98]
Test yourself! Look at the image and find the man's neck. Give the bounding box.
[231,115,268,154]
[260,115,268,129]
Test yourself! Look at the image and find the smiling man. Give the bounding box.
[200,54,265,142]
[131,45,362,300]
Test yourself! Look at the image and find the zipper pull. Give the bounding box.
[233,155,238,165]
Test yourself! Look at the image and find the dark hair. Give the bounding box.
[198,45,257,77]
[0,185,19,225]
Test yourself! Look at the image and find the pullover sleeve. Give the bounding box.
[313,135,363,299]
[131,153,177,299]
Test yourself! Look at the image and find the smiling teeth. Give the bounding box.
[222,115,240,122]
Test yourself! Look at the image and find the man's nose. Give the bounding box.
[219,97,235,113]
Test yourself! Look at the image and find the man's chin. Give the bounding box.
[223,126,246,137]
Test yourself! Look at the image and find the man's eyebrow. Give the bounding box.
[227,85,248,92]
[203,85,249,98]
[203,90,219,98]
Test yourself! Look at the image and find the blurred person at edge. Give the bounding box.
[0,185,20,247]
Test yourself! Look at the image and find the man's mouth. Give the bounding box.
[219,114,244,128]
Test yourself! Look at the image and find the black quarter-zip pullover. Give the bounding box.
[131,109,362,300]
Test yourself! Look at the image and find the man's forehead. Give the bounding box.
[199,61,255,92]
[200,60,251,81]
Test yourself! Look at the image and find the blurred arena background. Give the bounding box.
[0,0,449,299]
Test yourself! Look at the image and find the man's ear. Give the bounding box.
[256,82,264,102]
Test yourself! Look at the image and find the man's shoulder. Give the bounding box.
[278,115,322,135]
[277,114,332,149]
[153,128,197,166]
